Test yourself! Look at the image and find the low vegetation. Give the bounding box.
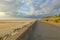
[40,14,60,25]
[0,20,36,40]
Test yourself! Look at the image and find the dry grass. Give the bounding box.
[40,14,60,25]
[0,20,35,37]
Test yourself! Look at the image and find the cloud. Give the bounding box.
[0,12,7,16]
[5,0,13,2]
[0,0,60,19]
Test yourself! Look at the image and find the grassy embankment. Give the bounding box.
[0,20,35,37]
[40,14,60,25]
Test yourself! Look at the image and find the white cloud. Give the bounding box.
[0,0,60,19]
[5,0,12,2]
[0,4,6,7]
[40,0,60,14]
[0,12,8,16]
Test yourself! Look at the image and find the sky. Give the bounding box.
[0,0,60,19]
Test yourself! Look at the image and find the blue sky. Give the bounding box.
[0,0,60,19]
